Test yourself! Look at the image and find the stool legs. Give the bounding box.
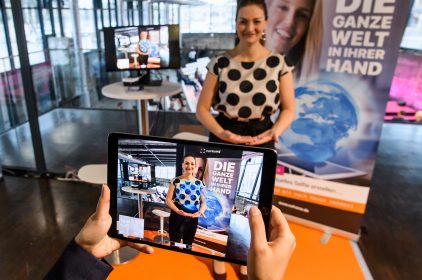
[160,216,164,235]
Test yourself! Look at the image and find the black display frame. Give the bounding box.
[107,132,277,265]
[103,24,181,72]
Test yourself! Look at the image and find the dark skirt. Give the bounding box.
[209,113,275,149]
[168,203,198,248]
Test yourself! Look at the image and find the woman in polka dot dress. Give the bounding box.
[196,0,295,278]
[197,0,295,150]
[165,154,207,250]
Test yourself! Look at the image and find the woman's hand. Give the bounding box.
[219,130,254,144]
[248,129,280,146]
[178,209,193,217]
[191,211,204,218]
[75,185,154,259]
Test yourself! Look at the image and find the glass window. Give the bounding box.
[22,8,44,52]
[61,9,73,38]
[79,0,93,9]
[237,156,263,200]
[21,0,37,8]
[6,10,19,60]
[180,0,236,34]
[152,2,159,25]
[103,8,110,27]
[53,9,63,36]
[179,6,190,32]
[0,13,10,66]
[159,2,167,25]
[60,0,70,8]
[155,166,176,180]
[80,10,97,49]
[142,1,149,25]
[42,9,53,36]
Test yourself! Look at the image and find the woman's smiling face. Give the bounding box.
[182,156,196,175]
[236,4,267,45]
[266,0,314,53]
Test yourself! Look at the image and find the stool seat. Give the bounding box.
[152,209,170,218]
[172,132,208,142]
[78,164,107,184]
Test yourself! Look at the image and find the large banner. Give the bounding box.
[267,0,410,238]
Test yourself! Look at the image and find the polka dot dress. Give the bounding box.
[172,178,205,212]
[207,52,293,119]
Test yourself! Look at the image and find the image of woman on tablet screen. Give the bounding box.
[165,154,207,250]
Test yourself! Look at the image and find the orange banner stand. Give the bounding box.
[107,222,366,280]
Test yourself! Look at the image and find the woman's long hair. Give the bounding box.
[292,0,323,84]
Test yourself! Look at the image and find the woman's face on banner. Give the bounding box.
[236,4,267,45]
[266,0,314,53]
[182,156,195,175]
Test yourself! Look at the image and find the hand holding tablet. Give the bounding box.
[107,133,278,264]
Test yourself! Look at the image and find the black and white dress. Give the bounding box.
[206,52,293,148]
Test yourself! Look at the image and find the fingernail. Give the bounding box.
[101,184,106,197]
[249,206,261,216]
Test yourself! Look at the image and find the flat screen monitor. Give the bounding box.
[104,24,181,71]
[127,163,152,182]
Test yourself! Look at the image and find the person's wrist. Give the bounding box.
[74,235,93,256]
[217,129,226,139]
[271,126,282,138]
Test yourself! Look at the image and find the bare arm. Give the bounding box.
[196,72,253,144]
[199,193,207,214]
[196,72,224,136]
[272,71,295,137]
[165,182,190,217]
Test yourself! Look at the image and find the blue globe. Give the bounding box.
[280,80,358,163]
[199,193,224,229]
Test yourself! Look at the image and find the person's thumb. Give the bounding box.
[95,184,110,219]
[248,206,267,251]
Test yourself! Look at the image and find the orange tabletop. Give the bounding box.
[107,221,367,280]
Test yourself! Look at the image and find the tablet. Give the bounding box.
[107,133,277,265]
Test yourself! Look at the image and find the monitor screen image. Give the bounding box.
[104,24,181,71]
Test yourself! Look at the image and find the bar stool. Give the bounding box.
[152,209,170,244]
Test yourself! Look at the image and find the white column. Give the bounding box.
[70,0,90,107]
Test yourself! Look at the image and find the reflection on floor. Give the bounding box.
[0,108,202,173]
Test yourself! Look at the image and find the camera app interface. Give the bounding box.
[115,138,264,262]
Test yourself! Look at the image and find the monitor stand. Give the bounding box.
[123,69,163,90]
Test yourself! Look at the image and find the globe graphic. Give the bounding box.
[280,80,358,163]
[199,192,229,230]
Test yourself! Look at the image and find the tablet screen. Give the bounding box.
[108,134,276,264]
